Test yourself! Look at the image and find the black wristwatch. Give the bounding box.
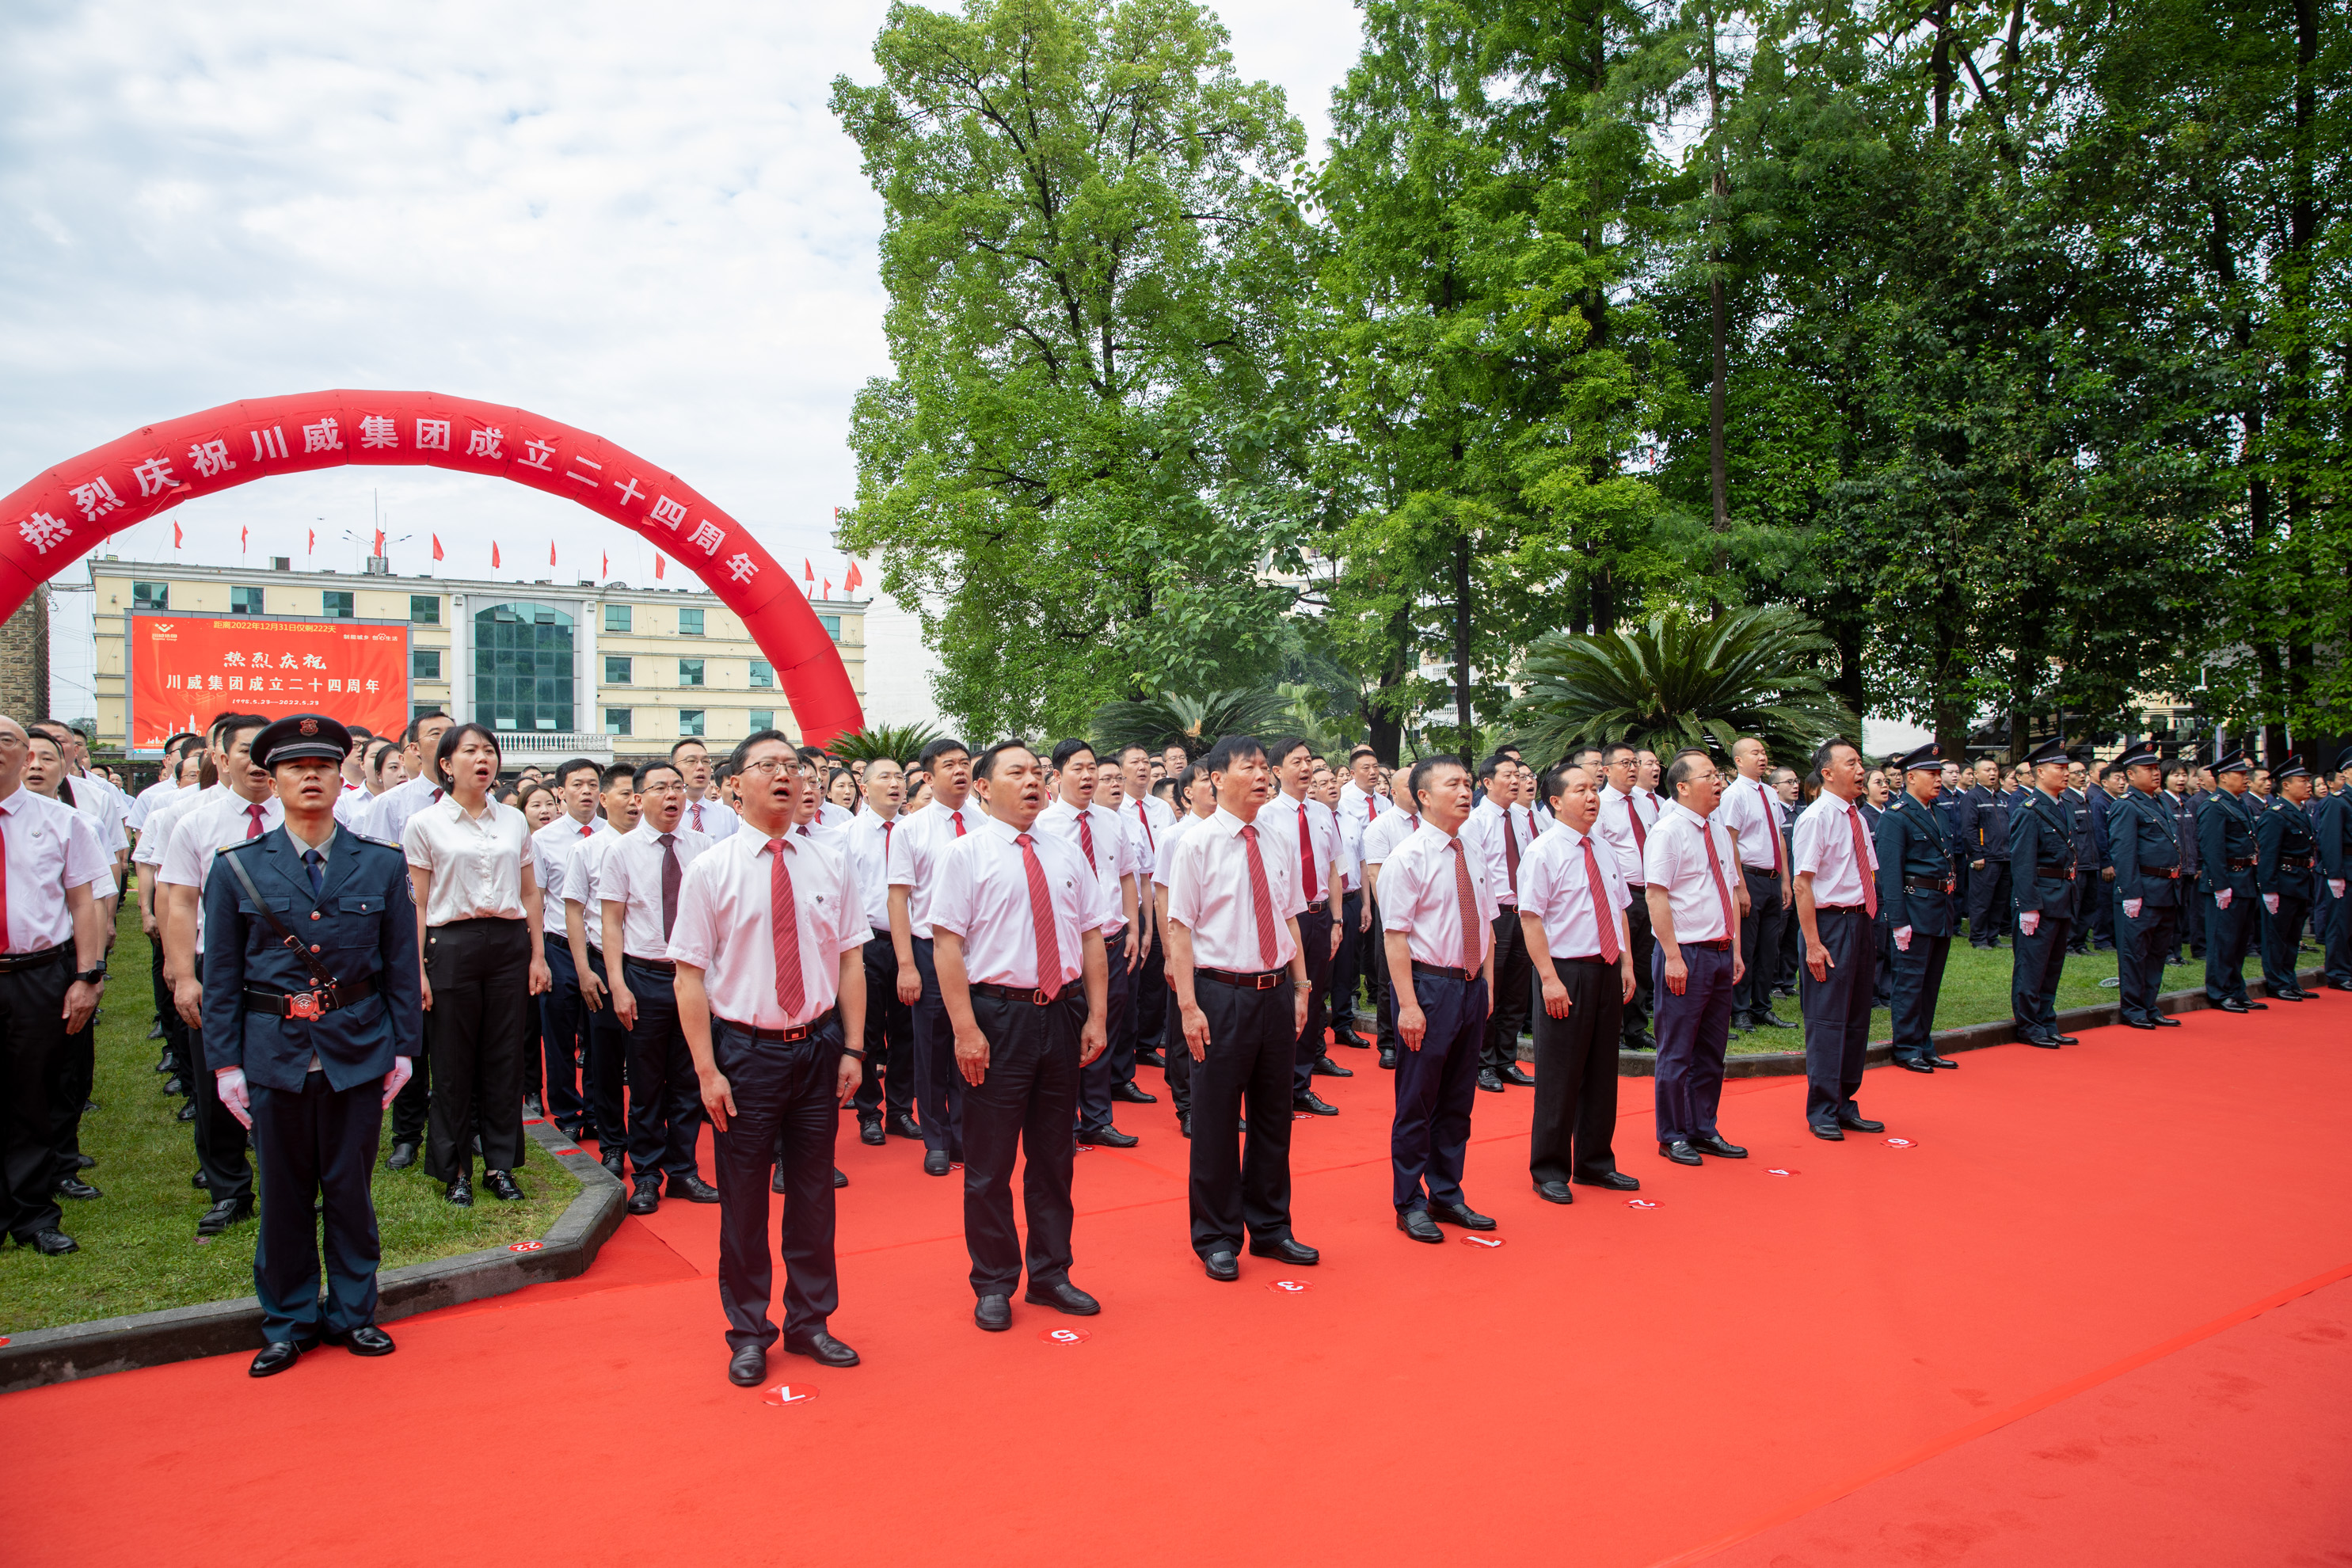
[76,962,108,984]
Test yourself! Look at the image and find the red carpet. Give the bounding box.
[12,992,2350,1568]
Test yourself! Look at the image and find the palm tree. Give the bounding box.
[1506,607,1855,767]
[1090,688,1289,756]
[826,721,953,767]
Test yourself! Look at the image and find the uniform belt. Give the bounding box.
[2036,864,2076,879]
[2281,856,2315,870]
[623,955,676,976]
[1817,903,1867,913]
[1554,954,1612,967]
[1903,881,1955,895]
[0,944,70,975]
[2226,857,2256,870]
[2150,866,2181,878]
[972,980,1066,1005]
[1682,938,1733,952]
[717,1014,832,1044]
[1302,899,1329,914]
[1409,961,1480,983]
[242,975,376,1018]
[1197,967,1286,991]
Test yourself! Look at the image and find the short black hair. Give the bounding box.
[1539,759,1585,803]
[1665,747,1713,796]
[403,710,449,747]
[162,731,202,757]
[366,738,399,773]
[974,740,1037,780]
[1174,763,1204,800]
[1810,737,1859,774]
[731,729,793,773]
[670,736,710,759]
[1600,740,1635,766]
[430,722,501,785]
[1267,735,1311,767]
[1117,743,1150,763]
[1050,737,1096,770]
[919,736,969,771]
[553,756,601,788]
[1408,755,1467,808]
[601,762,638,790]
[639,759,683,789]
[1477,752,1509,784]
[1151,778,1176,801]
[1347,745,1377,765]
[1201,733,1265,774]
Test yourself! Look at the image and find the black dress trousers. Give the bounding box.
[622,959,704,1185]
[1620,894,1657,1045]
[851,933,915,1125]
[1291,904,1335,1096]
[422,916,531,1183]
[1479,909,1534,1071]
[1161,981,1190,1114]
[961,988,1083,1298]
[249,1071,383,1344]
[1735,867,1787,1018]
[1799,906,1874,1127]
[909,936,964,1159]
[187,954,257,1206]
[1528,956,1623,1186]
[711,1016,843,1351]
[0,952,71,1243]
[1188,977,1298,1258]
[1073,949,1132,1135]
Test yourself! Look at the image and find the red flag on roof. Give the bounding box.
[173,521,183,548]
[432,534,443,561]
[550,540,558,567]
[492,542,501,569]
[374,529,385,557]
[306,528,315,554]
[822,578,832,598]
[601,552,608,577]
[844,559,863,591]
[803,558,815,580]
[654,553,666,580]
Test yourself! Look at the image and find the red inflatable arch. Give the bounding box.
[0,390,864,746]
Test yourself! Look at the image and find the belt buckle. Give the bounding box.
[287,990,322,1020]
[1254,972,1280,991]
[1943,880,1956,894]
[1031,988,1052,1006]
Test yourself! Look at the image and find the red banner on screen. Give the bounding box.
[127,614,409,751]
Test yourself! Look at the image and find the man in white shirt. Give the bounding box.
[1036,740,1141,1146]
[138,743,220,1096]
[889,736,988,1174]
[1165,735,1318,1282]
[844,757,918,1144]
[1359,767,1423,1070]
[1643,748,1748,1166]
[672,729,867,1387]
[558,763,641,1174]
[1596,743,1661,1051]
[1337,745,1385,832]
[1792,739,1886,1140]
[1460,754,1537,1094]
[1151,765,1216,1132]
[1517,760,1640,1203]
[1716,736,1795,1033]
[361,712,452,844]
[1258,738,1350,1114]
[529,757,610,1141]
[1114,744,1174,1071]
[129,733,200,833]
[1088,759,1159,1109]
[1379,757,1501,1243]
[1318,760,1374,1050]
[0,716,112,1255]
[676,738,740,839]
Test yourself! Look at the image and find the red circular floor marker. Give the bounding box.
[1292,1111,1311,1121]
[1266,1278,1312,1295]
[507,1240,544,1254]
[762,1383,820,1406]
[0,1336,10,1348]
[1040,1326,1091,1346]
[1459,1233,1505,1249]
[1765,1167,1801,1177]
[1075,1144,1094,1154]
[1626,1198,1661,1209]
[1882,1136,1919,1150]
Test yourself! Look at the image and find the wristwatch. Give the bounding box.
[76,961,108,984]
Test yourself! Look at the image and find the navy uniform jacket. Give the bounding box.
[2194,790,2260,898]
[2315,792,2350,881]
[2167,792,2202,880]
[1874,793,1957,935]
[2008,788,2079,915]
[1957,786,2011,864]
[2062,787,2099,870]
[2087,788,2112,870]
[2110,790,2186,908]
[2255,800,2318,900]
[200,826,424,1093]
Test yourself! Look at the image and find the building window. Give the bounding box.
[679,658,705,688]
[132,581,168,611]
[749,658,774,689]
[678,608,704,637]
[678,710,706,737]
[748,710,774,733]
[230,585,264,615]
[411,595,440,625]
[604,603,631,634]
[413,702,440,720]
[474,600,575,733]
[604,709,633,736]
[323,591,355,618]
[819,615,841,641]
[604,655,632,685]
[412,649,442,680]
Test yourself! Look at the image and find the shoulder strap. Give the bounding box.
[219,847,341,992]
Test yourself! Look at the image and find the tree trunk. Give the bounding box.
[1702,6,1731,561]
[1452,527,1475,750]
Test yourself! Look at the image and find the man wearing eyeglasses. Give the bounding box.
[1643,750,1748,1166]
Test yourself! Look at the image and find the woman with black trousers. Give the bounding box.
[402,724,550,1204]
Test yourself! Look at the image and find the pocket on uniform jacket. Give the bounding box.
[237,896,295,914]
[338,896,379,915]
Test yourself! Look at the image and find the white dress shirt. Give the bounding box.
[1791,793,1880,908]
[1258,790,1343,908]
[0,789,110,953]
[599,820,713,961]
[364,774,445,845]
[1338,778,1385,831]
[1361,805,1421,869]
[815,801,853,832]
[531,813,612,911]
[928,815,1111,991]
[1715,774,1787,874]
[65,777,130,860]
[1379,820,1500,969]
[886,797,988,939]
[332,786,380,832]
[158,788,284,953]
[1642,800,1741,944]
[1593,782,1656,889]
[844,809,904,931]
[668,827,866,1029]
[1122,799,1161,881]
[129,774,183,832]
[1163,808,1306,972]
[1152,813,1210,889]
[1517,822,1629,960]
[1035,798,1138,935]
[1334,806,1365,892]
[402,795,539,926]
[1460,797,1535,908]
[683,794,738,839]
[134,783,221,870]
[561,828,628,941]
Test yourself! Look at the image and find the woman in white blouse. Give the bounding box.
[402,723,552,1205]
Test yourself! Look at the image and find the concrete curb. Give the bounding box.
[0,1120,623,1395]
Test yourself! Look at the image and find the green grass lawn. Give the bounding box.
[0,901,577,1334]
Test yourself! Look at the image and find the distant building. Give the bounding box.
[0,586,50,726]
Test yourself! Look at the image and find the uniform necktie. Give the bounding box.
[1239,824,1277,969]
[1134,801,1153,851]
[1848,805,1878,917]
[1502,808,1520,887]
[1699,817,1735,937]
[303,848,325,903]
[1408,813,1420,831]
[1626,794,1647,854]
[1450,837,1481,972]
[245,801,265,839]
[691,801,705,832]
[658,832,680,938]
[763,839,805,1019]
[0,808,10,946]
[1297,805,1317,900]
[580,821,593,838]
[1370,793,1381,816]
[953,810,967,839]
[1757,781,1782,873]
[1015,832,1062,996]
[1079,810,1096,871]
[1580,835,1619,962]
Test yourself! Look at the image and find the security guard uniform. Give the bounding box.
[2254,756,2318,1001]
[1958,774,2011,946]
[2314,746,2352,990]
[1874,743,1958,1071]
[2063,784,2099,954]
[2196,752,2263,1010]
[2107,742,2184,1029]
[2007,739,2080,1047]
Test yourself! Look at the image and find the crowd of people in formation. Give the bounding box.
[1,706,2345,1386]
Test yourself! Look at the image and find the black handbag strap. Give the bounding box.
[219,845,342,995]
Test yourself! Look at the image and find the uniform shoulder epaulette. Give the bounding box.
[221,836,269,854]
[356,834,405,851]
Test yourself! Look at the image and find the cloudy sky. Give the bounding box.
[4,0,1366,722]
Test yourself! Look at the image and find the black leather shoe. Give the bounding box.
[1247,1236,1320,1265]
[1178,1112,1191,1139]
[1925,1052,1961,1068]
[1024,1279,1101,1315]
[599,1150,626,1178]
[2246,1000,2267,1010]
[727,1345,767,1387]
[2124,1018,2157,1030]
[192,1170,208,1189]
[858,1120,886,1146]
[327,1324,396,1357]
[1535,1180,1575,1204]
[1431,1201,1496,1231]
[2050,1034,2080,1045]
[1334,1027,1374,1049]
[888,1111,923,1139]
[523,1095,542,1118]
[2023,1033,2061,1048]
[147,1021,167,1041]
[772,1166,788,1194]
[1079,1125,1139,1148]
[1378,1047,1397,1069]
[197,1197,253,1235]
[2217,998,2251,1012]
[1203,1250,1240,1281]
[1135,1047,1167,1068]
[672,1173,721,1203]
[1756,1010,1798,1029]
[387,1141,419,1170]
[2151,1016,2181,1028]
[923,1149,951,1176]
[483,1170,525,1202]
[1574,1170,1640,1191]
[162,1075,185,1097]
[1621,1029,1657,1051]
[1310,1056,1354,1079]
[1396,1208,1445,1243]
[444,1179,473,1207]
[783,1330,860,1368]
[1476,1068,1506,1092]
[833,1166,848,1189]
[27,1228,77,1255]
[1658,1140,1703,1166]
[2276,988,2313,1002]
[176,1101,196,1121]
[1690,1134,1748,1159]
[1498,1064,1536,1087]
[627,1180,660,1215]
[1809,1123,1845,1140]
[1112,1082,1159,1102]
[1836,1114,1884,1133]
[72,1153,94,1170]
[1293,1094,1338,1117]
[975,1294,1013,1330]
[1894,1056,1936,1072]
[249,1340,304,1378]
[54,1178,102,1201]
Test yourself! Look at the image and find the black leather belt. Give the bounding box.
[1555,953,1612,966]
[1302,900,1329,914]
[2282,856,2315,870]
[1817,903,1867,913]
[623,955,676,976]
[717,1012,833,1044]
[2035,865,2076,880]
[2151,867,2182,879]
[1410,961,1479,982]
[2226,857,2256,870]
[1903,881,1955,895]
[1197,967,1285,990]
[973,980,1064,1005]
[243,975,377,1018]
[1683,938,1732,952]
[0,945,70,975]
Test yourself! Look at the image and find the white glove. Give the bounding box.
[215,1066,253,1130]
[2331,879,2346,899]
[2019,910,2040,937]
[382,1056,414,1109]
[1893,926,1912,952]
[2263,892,2280,915]
[2216,888,2232,911]
[2123,899,2141,919]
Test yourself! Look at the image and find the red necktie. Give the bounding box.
[1848,805,1878,917]
[691,801,705,832]
[1699,818,1735,937]
[1078,810,1096,870]
[245,801,265,839]
[580,822,593,839]
[1450,838,1481,971]
[952,810,967,839]
[763,839,805,1018]
[1296,805,1317,900]
[658,832,680,938]
[1015,832,1063,995]
[1581,835,1620,962]
[0,807,11,946]
[1501,809,1520,886]
[1625,794,1647,854]
[1758,781,1783,873]
[1134,801,1153,851]
[1239,824,1277,969]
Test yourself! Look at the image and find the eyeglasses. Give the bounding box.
[740,758,794,778]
